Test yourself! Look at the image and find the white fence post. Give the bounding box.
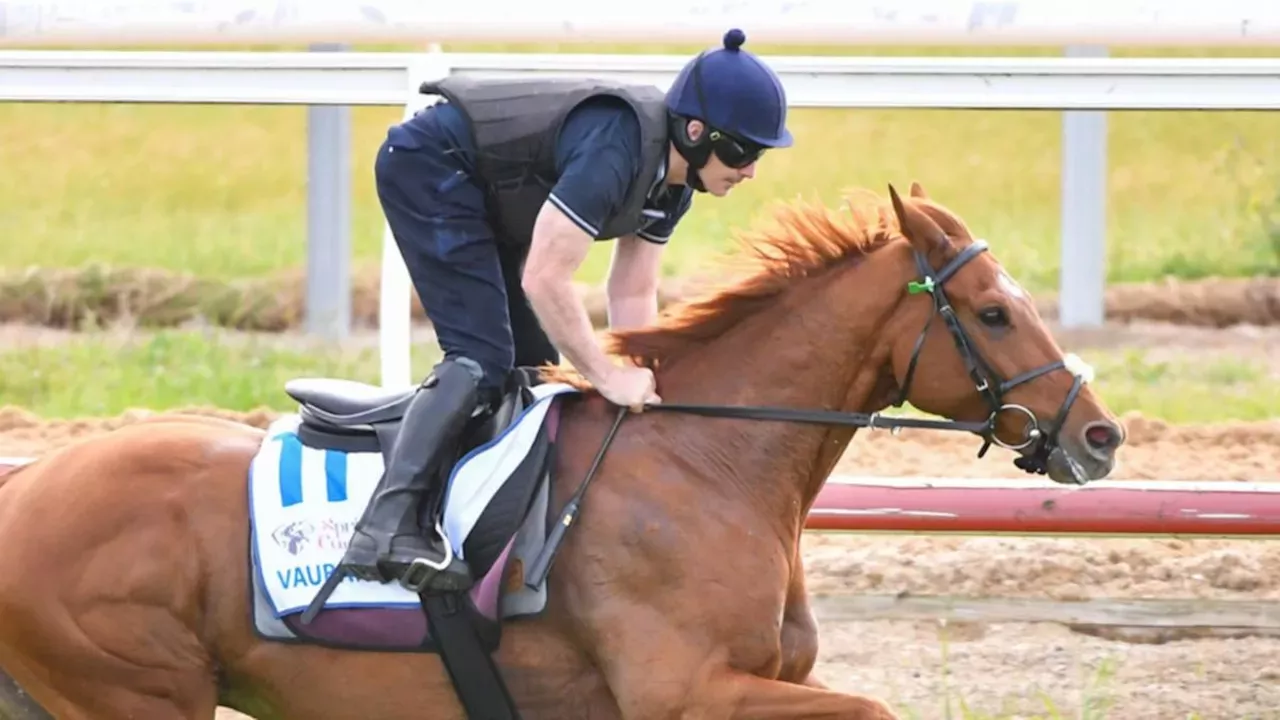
[305,41,352,341]
[1059,45,1110,328]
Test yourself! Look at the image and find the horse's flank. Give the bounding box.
[543,188,906,388]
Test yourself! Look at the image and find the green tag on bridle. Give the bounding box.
[907,277,935,295]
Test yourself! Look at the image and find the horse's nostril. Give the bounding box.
[1084,422,1122,453]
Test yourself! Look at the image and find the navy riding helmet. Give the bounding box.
[665,28,793,180]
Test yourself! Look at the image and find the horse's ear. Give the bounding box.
[888,183,907,226]
[909,181,928,199]
[888,183,950,259]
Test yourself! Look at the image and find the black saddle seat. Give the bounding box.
[284,368,542,490]
[285,378,416,427]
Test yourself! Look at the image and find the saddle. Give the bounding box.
[283,367,540,523]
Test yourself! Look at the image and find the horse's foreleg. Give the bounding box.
[778,540,820,685]
[716,671,898,720]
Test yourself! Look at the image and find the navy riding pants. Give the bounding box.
[373,132,559,394]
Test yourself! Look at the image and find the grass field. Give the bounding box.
[1,327,1274,423]
[2,43,1279,293]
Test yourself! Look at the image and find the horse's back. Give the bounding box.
[0,415,262,580]
[0,414,253,582]
[0,414,261,523]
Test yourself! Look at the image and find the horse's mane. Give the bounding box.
[541,187,903,388]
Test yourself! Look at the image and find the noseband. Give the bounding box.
[645,239,1093,479]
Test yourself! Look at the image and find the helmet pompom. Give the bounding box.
[723,28,746,51]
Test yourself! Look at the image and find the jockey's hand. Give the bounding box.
[599,364,661,412]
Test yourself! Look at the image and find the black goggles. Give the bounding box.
[708,129,767,169]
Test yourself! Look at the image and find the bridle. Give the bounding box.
[527,239,1096,585]
[645,238,1094,480]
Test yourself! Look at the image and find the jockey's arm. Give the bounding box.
[605,233,665,329]
[523,201,619,387]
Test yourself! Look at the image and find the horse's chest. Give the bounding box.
[583,482,794,653]
[683,540,791,652]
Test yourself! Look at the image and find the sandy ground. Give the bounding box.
[807,426,1280,720]
[3,320,1279,719]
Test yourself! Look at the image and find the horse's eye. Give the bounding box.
[977,307,1009,328]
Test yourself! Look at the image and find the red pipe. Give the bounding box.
[808,477,1280,536]
[1,453,1274,536]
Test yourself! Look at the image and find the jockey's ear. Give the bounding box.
[684,118,707,142]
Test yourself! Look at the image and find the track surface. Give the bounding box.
[2,321,1279,719]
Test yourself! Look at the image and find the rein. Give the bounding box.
[645,402,990,435]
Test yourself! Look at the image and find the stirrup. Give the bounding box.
[397,520,464,593]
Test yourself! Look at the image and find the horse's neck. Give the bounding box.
[654,247,912,531]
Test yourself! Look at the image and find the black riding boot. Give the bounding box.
[336,357,482,593]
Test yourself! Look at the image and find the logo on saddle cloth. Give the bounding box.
[270,518,357,557]
[271,520,313,555]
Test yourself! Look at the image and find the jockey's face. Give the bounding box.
[683,119,761,197]
[699,149,757,197]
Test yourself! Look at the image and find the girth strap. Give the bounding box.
[422,592,521,720]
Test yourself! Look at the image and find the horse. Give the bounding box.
[0,181,1125,720]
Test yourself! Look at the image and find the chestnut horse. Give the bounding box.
[0,182,1123,720]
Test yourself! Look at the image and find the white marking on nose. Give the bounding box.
[1063,353,1096,384]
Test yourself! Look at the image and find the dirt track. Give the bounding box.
[3,321,1279,719]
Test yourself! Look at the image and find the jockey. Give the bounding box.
[338,28,794,592]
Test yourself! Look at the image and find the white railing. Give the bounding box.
[4,49,1280,388]
[5,0,1280,48]
[10,49,1280,108]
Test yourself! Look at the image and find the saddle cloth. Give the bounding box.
[248,381,579,617]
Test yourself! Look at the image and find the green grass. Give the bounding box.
[1085,350,1280,423]
[2,44,1279,292]
[1,329,1273,423]
[0,330,444,418]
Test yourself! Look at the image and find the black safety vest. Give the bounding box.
[418,76,671,245]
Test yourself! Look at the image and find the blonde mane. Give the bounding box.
[541,188,904,388]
